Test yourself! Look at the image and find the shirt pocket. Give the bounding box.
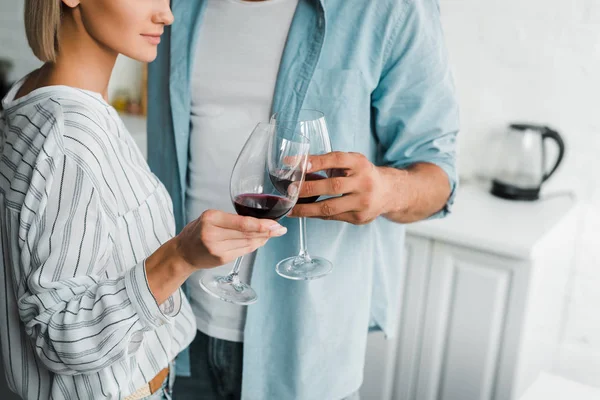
[302,68,368,153]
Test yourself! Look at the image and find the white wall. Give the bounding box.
[0,0,41,82]
[0,1,142,102]
[440,0,600,384]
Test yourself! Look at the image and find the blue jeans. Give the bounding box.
[172,331,360,400]
[173,331,243,400]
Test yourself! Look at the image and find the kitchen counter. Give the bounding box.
[407,184,578,259]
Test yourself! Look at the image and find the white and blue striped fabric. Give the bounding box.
[0,79,196,400]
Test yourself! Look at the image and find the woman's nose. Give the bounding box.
[153,1,175,26]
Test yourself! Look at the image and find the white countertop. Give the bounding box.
[407,183,578,259]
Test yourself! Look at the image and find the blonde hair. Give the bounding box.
[24,1,62,62]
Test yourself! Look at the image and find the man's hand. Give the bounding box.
[289,152,451,225]
[289,152,407,225]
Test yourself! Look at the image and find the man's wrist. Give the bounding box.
[378,165,413,218]
[380,162,452,223]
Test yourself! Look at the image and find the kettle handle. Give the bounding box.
[541,127,565,182]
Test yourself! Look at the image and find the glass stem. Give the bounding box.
[298,217,312,261]
[227,256,244,285]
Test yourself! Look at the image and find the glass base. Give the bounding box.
[276,255,333,281]
[199,274,258,305]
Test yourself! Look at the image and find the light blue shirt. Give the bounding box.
[147,0,459,398]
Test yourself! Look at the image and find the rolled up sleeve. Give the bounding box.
[124,261,183,329]
[371,0,460,217]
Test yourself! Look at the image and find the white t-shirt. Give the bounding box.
[186,0,298,342]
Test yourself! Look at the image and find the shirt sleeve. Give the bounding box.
[371,0,460,217]
[17,153,180,375]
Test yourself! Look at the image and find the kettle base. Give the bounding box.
[490,180,541,201]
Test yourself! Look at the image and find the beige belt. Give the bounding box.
[124,367,170,400]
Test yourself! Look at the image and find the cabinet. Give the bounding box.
[361,185,578,400]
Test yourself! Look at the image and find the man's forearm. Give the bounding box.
[380,162,451,223]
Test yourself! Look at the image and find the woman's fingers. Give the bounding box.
[200,216,286,243]
[217,238,270,262]
[182,210,287,268]
[217,238,268,251]
[221,228,287,240]
[201,209,284,233]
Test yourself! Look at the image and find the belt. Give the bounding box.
[123,366,170,400]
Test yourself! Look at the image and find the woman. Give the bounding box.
[0,1,287,399]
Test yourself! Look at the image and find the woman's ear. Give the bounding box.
[61,0,81,9]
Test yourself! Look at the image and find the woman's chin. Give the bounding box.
[121,48,158,64]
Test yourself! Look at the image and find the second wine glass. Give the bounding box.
[271,109,334,280]
[199,122,310,304]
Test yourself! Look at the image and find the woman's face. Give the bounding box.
[64,0,174,63]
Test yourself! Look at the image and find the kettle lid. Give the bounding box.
[509,123,546,132]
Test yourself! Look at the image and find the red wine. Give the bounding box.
[270,171,327,204]
[233,194,294,220]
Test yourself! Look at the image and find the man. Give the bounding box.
[147,0,459,399]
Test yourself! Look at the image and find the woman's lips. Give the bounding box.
[141,34,161,45]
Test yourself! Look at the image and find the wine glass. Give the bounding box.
[270,109,334,280]
[199,122,310,305]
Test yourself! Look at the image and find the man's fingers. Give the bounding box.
[282,155,309,170]
[289,195,358,218]
[320,211,373,225]
[307,152,367,174]
[300,176,356,198]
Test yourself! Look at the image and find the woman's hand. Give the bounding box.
[175,209,287,270]
[146,210,287,305]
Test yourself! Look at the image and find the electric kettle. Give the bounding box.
[490,123,565,201]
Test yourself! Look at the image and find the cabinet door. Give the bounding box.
[413,242,528,400]
[361,235,433,400]
[392,235,435,400]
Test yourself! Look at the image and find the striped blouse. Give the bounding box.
[0,80,196,400]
